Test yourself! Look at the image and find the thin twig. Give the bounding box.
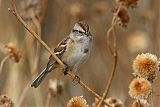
[97,4,122,107]
[8,0,109,105]
[8,0,65,67]
[0,55,10,74]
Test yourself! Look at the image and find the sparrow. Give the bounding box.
[31,21,93,88]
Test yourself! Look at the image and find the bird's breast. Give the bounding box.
[61,42,89,67]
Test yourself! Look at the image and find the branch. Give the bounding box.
[8,0,110,105]
[97,4,122,107]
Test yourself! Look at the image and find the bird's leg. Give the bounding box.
[72,75,80,86]
[63,65,70,75]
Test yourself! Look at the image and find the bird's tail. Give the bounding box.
[31,68,51,88]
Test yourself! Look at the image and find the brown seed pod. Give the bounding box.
[113,7,130,29]
[132,53,159,82]
[6,42,22,63]
[129,78,152,100]
[67,96,88,107]
[116,0,139,8]
[48,79,64,96]
[92,97,124,107]
[0,95,14,107]
[18,0,43,22]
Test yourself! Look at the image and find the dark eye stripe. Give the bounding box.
[72,29,78,32]
[73,29,84,34]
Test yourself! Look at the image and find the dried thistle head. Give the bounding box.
[131,101,149,107]
[127,31,150,53]
[92,97,124,107]
[18,0,42,22]
[116,0,139,8]
[67,96,88,107]
[129,78,152,100]
[113,7,130,29]
[0,95,14,107]
[48,79,64,96]
[70,3,84,21]
[132,53,159,82]
[6,42,22,63]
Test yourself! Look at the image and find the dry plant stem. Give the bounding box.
[67,71,111,106]
[45,92,52,107]
[9,0,65,67]
[97,4,121,107]
[16,82,30,107]
[0,55,10,74]
[8,0,107,104]
[67,71,101,99]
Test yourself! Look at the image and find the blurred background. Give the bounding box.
[0,0,159,107]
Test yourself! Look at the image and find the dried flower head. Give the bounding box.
[129,78,152,100]
[0,95,14,107]
[141,10,155,21]
[106,97,124,107]
[127,31,150,53]
[92,97,124,107]
[67,96,88,107]
[131,101,149,107]
[94,1,108,15]
[113,7,130,29]
[48,79,64,96]
[6,42,22,63]
[70,3,84,21]
[132,53,159,82]
[116,0,139,8]
[18,0,42,21]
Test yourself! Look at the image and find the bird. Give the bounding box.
[31,21,93,88]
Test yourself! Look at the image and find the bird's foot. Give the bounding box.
[72,75,80,86]
[63,65,69,75]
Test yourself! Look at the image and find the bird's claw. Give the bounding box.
[63,65,69,75]
[72,75,80,86]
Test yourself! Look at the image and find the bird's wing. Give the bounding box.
[47,36,71,67]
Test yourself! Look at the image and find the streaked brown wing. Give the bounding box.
[47,36,70,67]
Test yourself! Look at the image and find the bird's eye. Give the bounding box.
[78,31,83,33]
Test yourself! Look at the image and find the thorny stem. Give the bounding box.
[97,4,122,107]
[8,0,111,106]
[0,55,10,74]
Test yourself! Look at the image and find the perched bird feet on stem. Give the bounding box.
[63,65,69,75]
[72,75,80,86]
